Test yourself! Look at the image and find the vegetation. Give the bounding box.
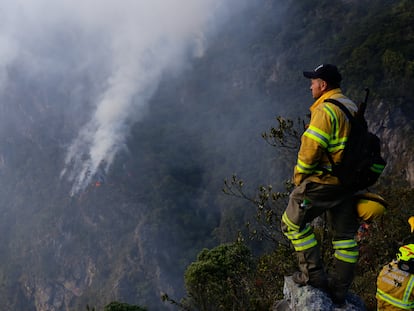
[162,242,295,311]
[162,2,414,309]
[164,135,414,311]
[103,301,147,311]
[85,301,147,311]
[184,242,254,310]
[0,0,412,310]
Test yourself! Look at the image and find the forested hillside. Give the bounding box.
[0,0,412,310]
[167,0,414,310]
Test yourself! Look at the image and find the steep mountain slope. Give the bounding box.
[0,1,412,310]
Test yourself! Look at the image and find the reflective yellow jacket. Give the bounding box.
[377,260,414,310]
[294,88,357,186]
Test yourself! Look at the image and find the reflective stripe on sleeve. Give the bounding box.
[304,125,330,148]
[296,159,318,174]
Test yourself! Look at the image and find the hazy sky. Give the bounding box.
[0,0,248,194]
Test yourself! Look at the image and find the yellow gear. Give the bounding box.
[355,192,387,222]
[294,89,355,186]
[397,244,414,262]
[377,260,414,309]
[408,216,414,233]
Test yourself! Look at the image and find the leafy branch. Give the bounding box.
[223,174,293,243]
[222,115,303,243]
[261,116,305,149]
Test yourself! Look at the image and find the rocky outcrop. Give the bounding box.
[368,100,414,186]
[272,276,366,311]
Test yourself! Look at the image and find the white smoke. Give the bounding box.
[0,0,246,195]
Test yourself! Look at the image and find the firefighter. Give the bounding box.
[377,244,414,310]
[281,64,360,305]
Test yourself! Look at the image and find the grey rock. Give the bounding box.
[272,276,366,311]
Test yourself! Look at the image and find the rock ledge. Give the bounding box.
[272,276,366,311]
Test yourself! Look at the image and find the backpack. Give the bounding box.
[324,89,386,191]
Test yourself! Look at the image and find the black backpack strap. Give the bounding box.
[324,98,355,122]
[322,98,355,168]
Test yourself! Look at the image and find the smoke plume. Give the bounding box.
[0,0,246,195]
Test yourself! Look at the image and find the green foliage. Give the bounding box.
[262,116,304,150]
[169,241,295,311]
[183,242,254,311]
[103,301,147,311]
[253,245,297,303]
[338,1,414,100]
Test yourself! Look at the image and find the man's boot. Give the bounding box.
[292,247,329,292]
[328,259,356,305]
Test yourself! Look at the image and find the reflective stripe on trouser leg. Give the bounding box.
[282,212,318,251]
[332,239,359,263]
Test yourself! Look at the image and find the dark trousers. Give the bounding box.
[281,179,359,302]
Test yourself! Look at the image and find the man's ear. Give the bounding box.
[320,80,328,91]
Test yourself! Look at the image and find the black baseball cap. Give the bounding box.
[303,64,342,85]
